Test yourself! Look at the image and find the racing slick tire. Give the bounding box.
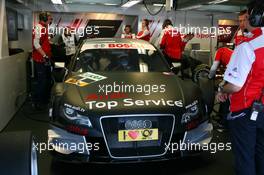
[193,64,215,114]
[0,131,38,175]
[192,64,210,82]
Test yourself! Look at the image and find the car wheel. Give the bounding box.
[0,131,38,175]
[193,64,215,114]
[192,64,210,83]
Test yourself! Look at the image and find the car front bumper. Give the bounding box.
[47,121,213,163]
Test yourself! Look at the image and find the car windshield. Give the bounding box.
[73,43,170,73]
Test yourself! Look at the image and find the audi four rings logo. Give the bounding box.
[125,120,152,130]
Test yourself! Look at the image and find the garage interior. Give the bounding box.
[0,0,255,174]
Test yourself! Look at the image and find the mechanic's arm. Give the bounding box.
[222,83,242,94]
[217,43,255,101]
[208,61,220,79]
[181,34,194,51]
[136,29,150,39]
[209,48,223,79]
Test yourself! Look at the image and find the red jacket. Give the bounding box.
[32,22,51,62]
[136,29,150,42]
[230,28,264,112]
[215,47,233,67]
[160,26,186,60]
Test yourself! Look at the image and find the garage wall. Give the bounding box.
[6,2,33,52]
[0,53,28,131]
[0,0,31,131]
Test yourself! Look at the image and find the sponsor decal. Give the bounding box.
[64,103,86,112]
[85,98,183,110]
[118,128,159,142]
[65,72,107,87]
[66,125,88,135]
[125,120,152,130]
[65,78,89,87]
[228,67,238,78]
[81,43,156,51]
[79,72,107,81]
[85,92,128,101]
[185,100,198,109]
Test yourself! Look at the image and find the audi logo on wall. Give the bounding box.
[125,120,153,130]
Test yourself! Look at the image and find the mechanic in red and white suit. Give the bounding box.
[159,19,193,67]
[208,46,234,128]
[216,1,264,174]
[209,9,250,79]
[136,19,151,42]
[32,12,53,110]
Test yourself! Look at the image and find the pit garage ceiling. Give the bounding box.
[12,0,250,12]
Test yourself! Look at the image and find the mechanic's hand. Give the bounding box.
[43,55,51,66]
[216,92,228,102]
[208,73,214,80]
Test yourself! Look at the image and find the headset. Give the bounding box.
[248,1,264,27]
[39,12,50,22]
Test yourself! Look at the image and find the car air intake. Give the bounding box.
[100,114,175,159]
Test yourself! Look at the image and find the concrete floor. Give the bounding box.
[4,101,235,175]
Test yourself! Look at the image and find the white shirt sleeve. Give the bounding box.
[224,42,256,87]
[33,24,42,49]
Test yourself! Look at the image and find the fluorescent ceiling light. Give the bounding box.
[104,3,118,6]
[179,5,202,10]
[51,0,62,4]
[121,0,142,8]
[153,3,165,7]
[208,0,229,5]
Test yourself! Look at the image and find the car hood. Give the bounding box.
[62,72,201,116]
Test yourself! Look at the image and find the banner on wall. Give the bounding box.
[217,19,239,44]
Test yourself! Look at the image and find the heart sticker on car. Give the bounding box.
[128,131,139,140]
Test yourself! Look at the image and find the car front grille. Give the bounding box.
[100,114,175,159]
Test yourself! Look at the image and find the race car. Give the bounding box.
[48,38,214,163]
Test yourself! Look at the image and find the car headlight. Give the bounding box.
[181,104,199,124]
[62,107,93,128]
[64,107,77,119]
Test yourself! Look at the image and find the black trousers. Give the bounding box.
[32,61,52,105]
[218,99,230,126]
[227,108,264,175]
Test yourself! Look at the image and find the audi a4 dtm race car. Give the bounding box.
[48,38,214,163]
